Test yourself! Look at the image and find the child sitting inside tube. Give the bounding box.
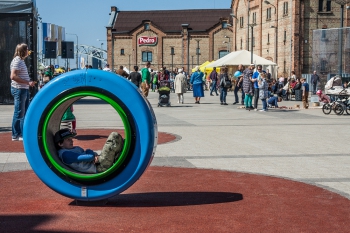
[54,128,124,174]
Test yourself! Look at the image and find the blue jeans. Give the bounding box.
[268,97,278,107]
[261,98,267,110]
[210,81,218,95]
[11,87,30,139]
[220,87,227,103]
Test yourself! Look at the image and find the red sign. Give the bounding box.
[138,36,158,46]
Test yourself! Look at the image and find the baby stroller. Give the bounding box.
[158,80,171,107]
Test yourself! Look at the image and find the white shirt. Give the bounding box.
[10,56,30,89]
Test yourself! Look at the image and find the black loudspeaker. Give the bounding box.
[44,41,57,59]
[61,41,74,59]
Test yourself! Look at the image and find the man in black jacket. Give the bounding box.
[128,66,141,88]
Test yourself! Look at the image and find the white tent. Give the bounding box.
[207,50,276,67]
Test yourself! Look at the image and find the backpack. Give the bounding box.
[223,75,232,88]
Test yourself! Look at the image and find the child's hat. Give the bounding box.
[54,128,76,143]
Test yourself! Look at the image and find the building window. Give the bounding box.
[267,33,270,44]
[240,38,243,49]
[142,51,152,62]
[239,17,244,28]
[326,0,331,11]
[319,0,331,12]
[219,50,229,58]
[144,23,150,30]
[284,30,287,43]
[283,2,288,15]
[252,12,257,24]
[120,49,124,55]
[222,21,228,28]
[320,59,328,72]
[319,0,323,11]
[267,8,272,20]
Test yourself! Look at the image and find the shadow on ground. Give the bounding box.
[71,192,243,207]
[0,215,90,233]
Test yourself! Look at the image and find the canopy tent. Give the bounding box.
[192,61,220,74]
[0,0,37,14]
[207,50,276,67]
[192,61,211,72]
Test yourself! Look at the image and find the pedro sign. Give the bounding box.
[138,36,158,46]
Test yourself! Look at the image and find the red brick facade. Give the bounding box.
[232,0,350,78]
[106,7,232,73]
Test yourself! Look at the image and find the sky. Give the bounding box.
[36,0,232,49]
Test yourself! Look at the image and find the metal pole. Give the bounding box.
[251,26,253,63]
[247,1,250,50]
[338,4,344,78]
[172,54,174,74]
[275,27,278,64]
[76,35,78,69]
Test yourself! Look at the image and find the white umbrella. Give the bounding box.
[207,50,276,67]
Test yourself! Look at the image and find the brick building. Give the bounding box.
[106,7,232,73]
[231,0,350,79]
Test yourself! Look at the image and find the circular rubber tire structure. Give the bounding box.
[23,70,157,201]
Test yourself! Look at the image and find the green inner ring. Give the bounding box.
[42,91,132,181]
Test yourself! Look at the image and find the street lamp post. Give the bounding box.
[195,39,201,66]
[224,35,231,53]
[223,41,229,54]
[248,24,256,64]
[230,13,238,51]
[264,1,278,64]
[170,47,175,75]
[66,33,78,69]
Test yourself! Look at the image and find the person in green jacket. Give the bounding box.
[141,62,151,97]
[152,71,158,92]
[61,105,76,134]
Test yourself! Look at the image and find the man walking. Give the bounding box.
[209,67,219,96]
[141,62,151,97]
[310,70,320,94]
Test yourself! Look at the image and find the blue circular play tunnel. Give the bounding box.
[23,69,157,201]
